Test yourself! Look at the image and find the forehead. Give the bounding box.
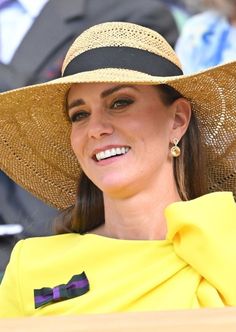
[67,83,158,100]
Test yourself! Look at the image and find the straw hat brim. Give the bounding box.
[0,63,236,210]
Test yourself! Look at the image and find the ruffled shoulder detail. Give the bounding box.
[165,192,236,305]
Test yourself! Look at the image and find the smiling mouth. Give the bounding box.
[94,147,130,161]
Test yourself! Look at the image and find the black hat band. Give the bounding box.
[63,46,183,77]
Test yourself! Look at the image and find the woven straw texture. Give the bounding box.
[62,21,182,73]
[0,22,235,209]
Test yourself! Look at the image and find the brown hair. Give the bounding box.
[159,85,207,200]
[55,84,208,234]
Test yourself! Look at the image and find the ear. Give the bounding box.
[170,97,192,141]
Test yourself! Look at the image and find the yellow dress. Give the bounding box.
[0,192,235,317]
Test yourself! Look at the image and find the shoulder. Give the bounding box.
[12,233,83,261]
[165,192,236,305]
[166,191,235,220]
[5,233,88,286]
[166,191,235,240]
[0,233,88,317]
[166,191,235,213]
[23,232,80,245]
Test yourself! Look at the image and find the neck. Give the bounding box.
[92,175,181,241]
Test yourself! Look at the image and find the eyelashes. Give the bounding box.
[111,98,134,109]
[69,111,89,123]
[68,98,134,123]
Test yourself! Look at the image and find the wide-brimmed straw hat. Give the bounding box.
[0,21,235,210]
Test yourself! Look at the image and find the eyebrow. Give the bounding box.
[100,84,139,98]
[67,84,139,111]
[67,98,84,111]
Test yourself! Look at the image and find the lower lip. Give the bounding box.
[95,152,129,166]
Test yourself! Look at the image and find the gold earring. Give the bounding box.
[171,138,181,157]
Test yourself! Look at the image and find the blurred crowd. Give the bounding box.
[176,0,236,73]
[0,0,235,276]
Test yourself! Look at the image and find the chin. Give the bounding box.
[96,177,133,197]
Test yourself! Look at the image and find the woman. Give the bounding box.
[0,21,235,317]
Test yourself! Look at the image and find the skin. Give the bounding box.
[67,83,191,240]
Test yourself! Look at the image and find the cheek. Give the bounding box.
[70,127,83,158]
[141,112,173,151]
[141,111,171,137]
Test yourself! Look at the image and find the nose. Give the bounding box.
[87,112,114,139]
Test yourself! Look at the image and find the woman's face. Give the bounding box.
[67,83,179,198]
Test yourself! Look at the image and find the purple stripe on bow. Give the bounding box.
[53,286,61,301]
[34,272,90,309]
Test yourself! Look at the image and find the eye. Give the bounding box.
[111,98,134,109]
[69,111,90,123]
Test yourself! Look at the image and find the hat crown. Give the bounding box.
[62,21,182,75]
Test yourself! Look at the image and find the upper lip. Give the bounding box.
[91,145,130,158]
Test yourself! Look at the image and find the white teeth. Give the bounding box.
[104,150,110,158]
[116,147,121,155]
[96,147,130,161]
